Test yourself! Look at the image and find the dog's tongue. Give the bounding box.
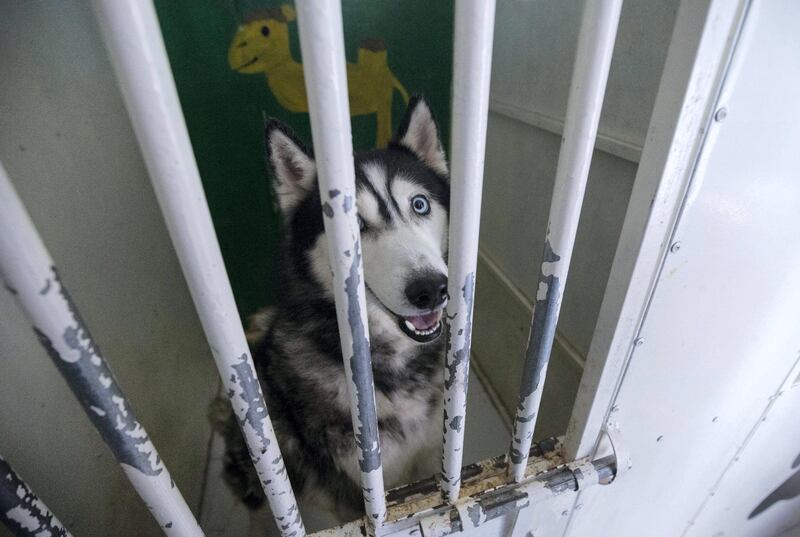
[405,309,443,331]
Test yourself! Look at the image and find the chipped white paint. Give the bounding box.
[306,438,584,537]
[441,0,497,504]
[90,1,304,535]
[508,0,623,482]
[0,163,202,536]
[1,458,73,537]
[294,0,386,531]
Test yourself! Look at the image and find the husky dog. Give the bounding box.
[212,97,450,526]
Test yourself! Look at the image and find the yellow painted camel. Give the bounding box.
[228,5,410,147]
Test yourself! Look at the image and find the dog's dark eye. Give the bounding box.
[357,215,366,231]
[261,25,270,37]
[411,195,430,215]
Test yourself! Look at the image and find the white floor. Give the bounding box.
[198,368,511,536]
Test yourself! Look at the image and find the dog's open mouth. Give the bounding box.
[398,309,444,343]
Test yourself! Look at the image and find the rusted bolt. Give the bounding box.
[670,241,682,253]
[634,337,645,347]
[714,107,728,122]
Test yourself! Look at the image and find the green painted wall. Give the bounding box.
[155,1,454,318]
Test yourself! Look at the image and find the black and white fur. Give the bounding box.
[211,97,450,528]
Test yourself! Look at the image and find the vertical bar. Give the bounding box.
[293,1,386,531]
[508,0,623,482]
[0,164,202,537]
[90,2,305,536]
[440,0,497,504]
[0,454,73,537]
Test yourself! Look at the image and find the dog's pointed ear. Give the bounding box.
[265,119,316,217]
[393,96,448,177]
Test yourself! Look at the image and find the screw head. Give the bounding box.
[670,241,682,253]
[714,107,728,122]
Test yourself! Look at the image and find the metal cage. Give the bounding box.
[3,0,763,536]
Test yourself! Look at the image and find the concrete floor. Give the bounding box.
[198,368,511,536]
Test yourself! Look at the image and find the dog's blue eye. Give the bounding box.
[411,195,430,215]
[357,215,366,231]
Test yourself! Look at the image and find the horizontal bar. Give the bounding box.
[423,457,614,536]
[509,0,623,482]
[293,1,386,531]
[90,1,305,535]
[0,454,72,537]
[0,163,202,536]
[308,438,616,537]
[441,0,497,504]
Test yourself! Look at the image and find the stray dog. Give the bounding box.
[211,96,450,527]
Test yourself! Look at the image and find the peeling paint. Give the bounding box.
[344,241,382,475]
[343,195,354,213]
[509,240,562,471]
[231,353,272,458]
[33,267,163,476]
[449,416,463,432]
[39,278,51,295]
[382,444,612,537]
[0,455,71,537]
[441,271,477,500]
[322,202,334,218]
[329,189,341,198]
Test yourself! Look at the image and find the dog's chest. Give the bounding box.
[325,347,444,489]
[377,386,443,487]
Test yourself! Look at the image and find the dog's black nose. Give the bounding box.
[405,272,448,310]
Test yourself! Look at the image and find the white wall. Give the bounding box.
[0,2,219,535]
[472,0,679,437]
[566,1,800,534]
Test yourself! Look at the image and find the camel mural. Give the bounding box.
[228,5,409,147]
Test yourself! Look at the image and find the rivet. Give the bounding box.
[670,241,682,253]
[714,107,728,122]
[634,337,645,347]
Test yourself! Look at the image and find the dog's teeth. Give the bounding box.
[405,320,416,331]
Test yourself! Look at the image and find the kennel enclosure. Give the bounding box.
[3,0,800,536]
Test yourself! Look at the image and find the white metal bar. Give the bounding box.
[0,454,73,537]
[508,0,623,482]
[293,0,386,531]
[441,0,497,504]
[90,2,305,535]
[0,163,202,537]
